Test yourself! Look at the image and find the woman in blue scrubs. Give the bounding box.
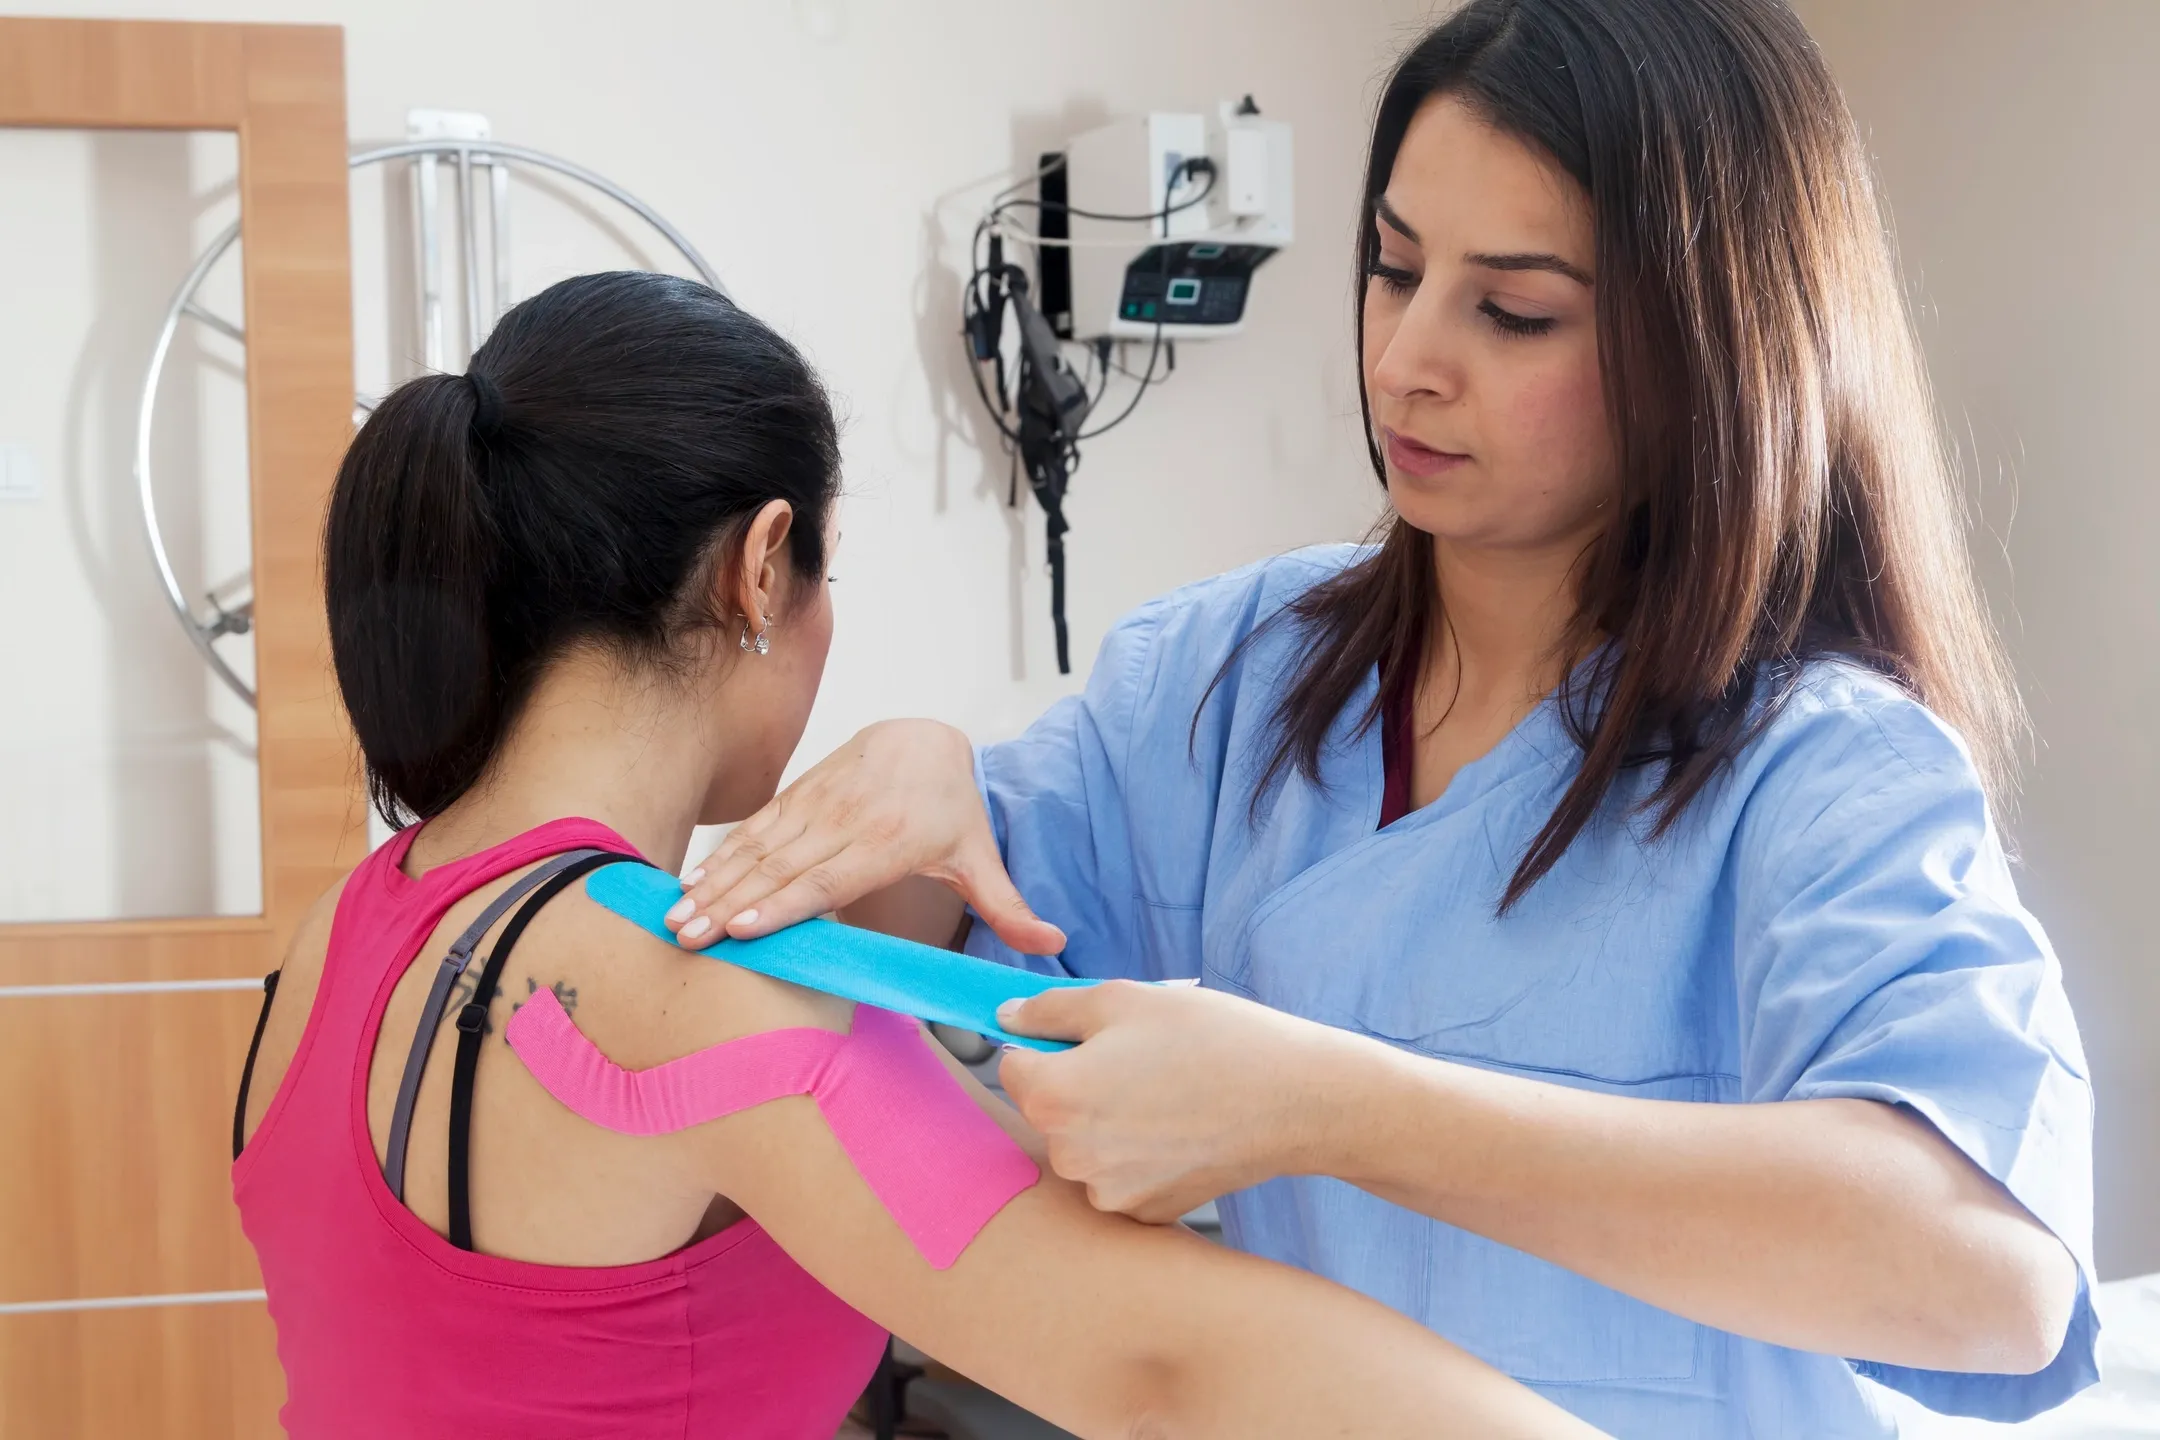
[667,0,2096,1433]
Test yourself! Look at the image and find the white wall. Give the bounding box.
[1795,0,2160,1278]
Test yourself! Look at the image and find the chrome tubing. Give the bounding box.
[134,219,253,708]
[417,149,445,370]
[490,154,513,322]
[345,139,725,294]
[457,146,483,349]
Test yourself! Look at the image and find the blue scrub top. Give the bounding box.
[966,546,2098,1438]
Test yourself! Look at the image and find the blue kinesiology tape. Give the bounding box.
[585,864,1089,1051]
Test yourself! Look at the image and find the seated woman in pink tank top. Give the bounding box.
[230,271,1597,1440]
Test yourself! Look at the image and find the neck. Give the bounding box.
[411,650,720,876]
[1425,532,1593,708]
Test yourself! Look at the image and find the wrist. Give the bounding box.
[1270,1021,1410,1183]
[1283,1027,1500,1214]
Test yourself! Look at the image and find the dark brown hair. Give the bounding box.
[326,271,839,825]
[1235,0,2021,909]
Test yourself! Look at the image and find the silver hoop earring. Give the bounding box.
[739,616,771,656]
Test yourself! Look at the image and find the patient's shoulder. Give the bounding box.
[535,882,856,1069]
[277,872,351,978]
[238,874,355,1147]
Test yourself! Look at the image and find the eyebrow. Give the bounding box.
[1467,251,1594,287]
[1373,195,1423,244]
[1373,196,1594,288]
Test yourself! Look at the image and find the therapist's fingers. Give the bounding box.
[673,719,985,939]
[685,833,877,944]
[669,804,810,928]
[713,833,1067,948]
[673,805,1064,954]
[997,982,1119,1044]
[996,1049,1109,1203]
[692,806,801,891]
[947,837,1067,956]
[995,1045,1061,1123]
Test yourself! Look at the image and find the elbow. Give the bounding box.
[1991,1245,2078,1377]
[1936,1231,2079,1376]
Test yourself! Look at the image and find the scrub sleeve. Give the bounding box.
[1730,693,2100,1415]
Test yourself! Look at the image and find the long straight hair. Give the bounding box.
[1239,0,2021,909]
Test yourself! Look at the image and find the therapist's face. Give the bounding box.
[1362,95,1617,557]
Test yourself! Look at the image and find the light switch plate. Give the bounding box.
[0,442,41,500]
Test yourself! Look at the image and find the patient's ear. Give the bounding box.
[724,500,797,627]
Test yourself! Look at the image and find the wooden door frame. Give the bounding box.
[0,20,359,1438]
[0,19,362,968]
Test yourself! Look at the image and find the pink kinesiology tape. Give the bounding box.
[506,992,1039,1269]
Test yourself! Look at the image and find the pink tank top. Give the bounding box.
[232,818,888,1439]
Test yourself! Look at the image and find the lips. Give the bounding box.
[1382,428,1468,478]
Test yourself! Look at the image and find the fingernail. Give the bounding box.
[684,867,705,886]
[681,915,712,940]
[728,909,758,932]
[665,896,695,924]
[1000,1043,1021,1054]
[996,1000,1022,1025]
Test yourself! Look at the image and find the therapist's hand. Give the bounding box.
[666,719,1066,954]
[997,980,1356,1224]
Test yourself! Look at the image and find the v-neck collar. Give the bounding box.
[1373,696,1564,834]
[1367,658,1583,837]
[1223,665,1577,972]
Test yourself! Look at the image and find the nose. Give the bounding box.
[1369,291,1464,406]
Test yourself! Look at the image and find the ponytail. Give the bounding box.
[325,373,506,821]
[325,271,839,826]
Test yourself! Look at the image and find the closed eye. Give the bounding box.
[1367,262,1419,297]
[1479,298,1556,337]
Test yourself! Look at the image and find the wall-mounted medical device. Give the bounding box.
[963,97,1294,674]
[1056,99,1295,342]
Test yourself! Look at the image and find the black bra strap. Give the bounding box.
[447,851,628,1251]
[232,969,282,1161]
[383,848,606,1201]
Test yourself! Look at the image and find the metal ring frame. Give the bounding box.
[135,139,725,707]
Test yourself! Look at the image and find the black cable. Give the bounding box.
[1075,355,1158,438]
[1102,335,1176,385]
[1073,164,1186,441]
[961,322,1025,444]
[1106,346,1172,384]
[988,162,1216,227]
[1081,338,1114,408]
[961,157,1208,448]
[959,255,1030,450]
[958,157,1211,672]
